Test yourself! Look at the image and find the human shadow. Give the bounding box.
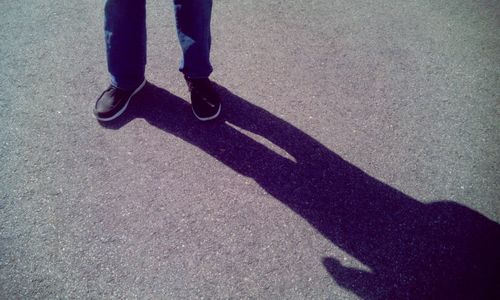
[101,82,500,299]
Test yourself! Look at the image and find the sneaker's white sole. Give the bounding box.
[192,104,222,121]
[94,79,147,122]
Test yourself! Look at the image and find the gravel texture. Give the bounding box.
[1,0,499,299]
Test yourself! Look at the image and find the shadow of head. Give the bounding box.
[100,82,500,299]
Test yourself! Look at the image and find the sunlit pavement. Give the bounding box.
[1,1,499,298]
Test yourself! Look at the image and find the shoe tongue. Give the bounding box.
[196,79,211,90]
[111,86,129,97]
[189,77,209,84]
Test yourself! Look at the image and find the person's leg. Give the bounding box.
[173,0,213,79]
[93,0,147,121]
[173,0,220,121]
[105,0,147,90]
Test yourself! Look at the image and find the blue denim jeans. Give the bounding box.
[104,0,213,90]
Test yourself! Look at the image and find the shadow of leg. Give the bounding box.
[96,82,500,299]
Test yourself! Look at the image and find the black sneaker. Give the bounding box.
[93,79,146,121]
[185,76,221,121]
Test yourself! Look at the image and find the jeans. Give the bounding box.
[104,0,213,90]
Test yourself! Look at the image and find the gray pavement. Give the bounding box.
[1,0,499,299]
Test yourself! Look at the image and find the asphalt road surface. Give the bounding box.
[1,0,499,299]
